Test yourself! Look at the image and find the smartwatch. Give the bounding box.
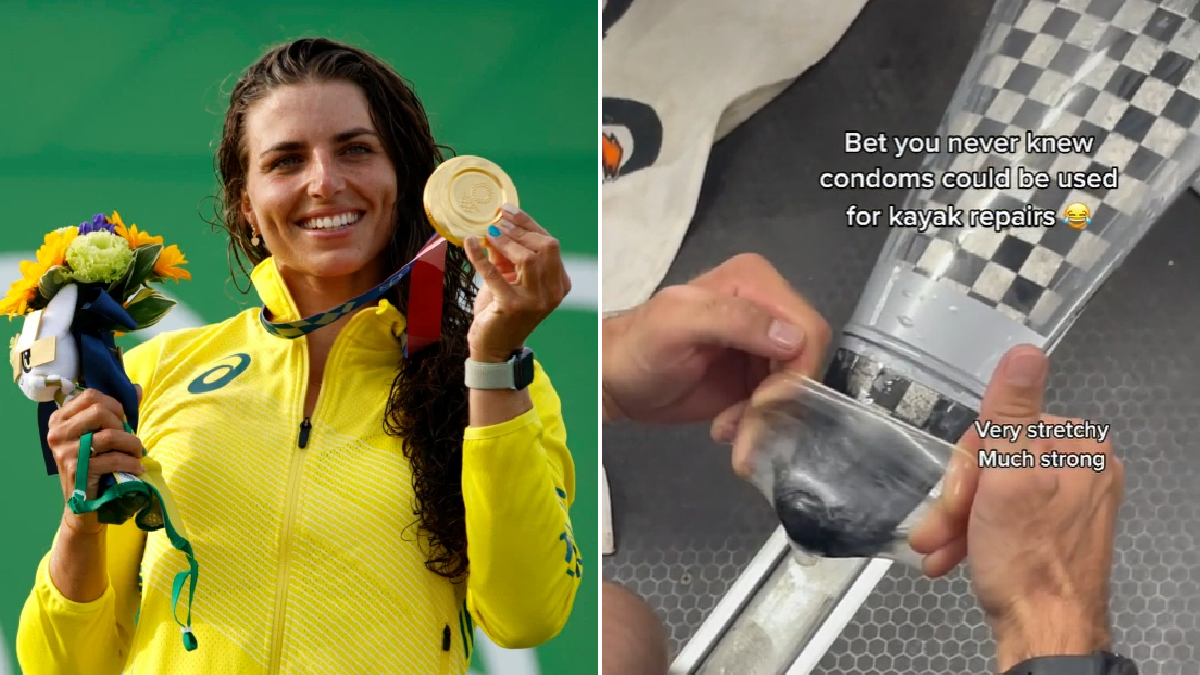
[464,348,535,390]
[1004,652,1139,675]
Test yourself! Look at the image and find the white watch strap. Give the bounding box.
[464,358,516,389]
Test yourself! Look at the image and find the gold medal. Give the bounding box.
[423,155,519,246]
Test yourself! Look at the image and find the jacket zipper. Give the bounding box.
[267,336,335,674]
[440,624,452,675]
[297,418,312,448]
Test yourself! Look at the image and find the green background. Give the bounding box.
[0,2,598,674]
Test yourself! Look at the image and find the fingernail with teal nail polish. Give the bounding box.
[487,225,501,237]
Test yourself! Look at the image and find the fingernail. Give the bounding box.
[497,218,515,231]
[487,225,501,237]
[464,236,480,251]
[1004,351,1043,386]
[500,202,519,216]
[768,321,803,349]
[714,419,738,444]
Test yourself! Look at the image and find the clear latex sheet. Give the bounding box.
[743,375,959,569]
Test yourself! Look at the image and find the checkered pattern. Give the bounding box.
[899,0,1200,333]
[260,298,370,338]
[260,235,447,340]
[824,348,977,443]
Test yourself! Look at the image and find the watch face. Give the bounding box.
[515,348,536,388]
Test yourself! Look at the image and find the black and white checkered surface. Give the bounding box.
[896,0,1200,334]
[823,348,979,443]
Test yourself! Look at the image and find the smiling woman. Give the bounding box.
[237,84,400,310]
[15,38,581,675]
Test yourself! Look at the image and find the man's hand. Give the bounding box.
[910,344,1124,671]
[602,253,831,440]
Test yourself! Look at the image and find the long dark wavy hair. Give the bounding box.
[207,37,474,580]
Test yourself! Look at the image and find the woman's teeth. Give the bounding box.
[299,212,362,230]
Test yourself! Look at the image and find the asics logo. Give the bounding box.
[187,353,251,394]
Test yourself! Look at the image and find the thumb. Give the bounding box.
[663,287,805,363]
[965,344,1052,524]
[907,344,1048,571]
[978,343,1048,431]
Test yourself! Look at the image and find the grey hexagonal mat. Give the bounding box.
[601,1,1200,673]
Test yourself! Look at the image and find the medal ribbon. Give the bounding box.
[259,235,449,357]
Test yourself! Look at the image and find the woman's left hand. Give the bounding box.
[464,205,572,362]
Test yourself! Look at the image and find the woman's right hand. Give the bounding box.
[46,386,145,534]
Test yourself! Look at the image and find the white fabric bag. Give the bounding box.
[600,0,871,556]
[601,0,872,314]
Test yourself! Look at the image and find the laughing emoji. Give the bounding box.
[1062,202,1091,229]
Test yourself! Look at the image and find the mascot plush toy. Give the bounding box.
[4,212,200,651]
[13,282,80,403]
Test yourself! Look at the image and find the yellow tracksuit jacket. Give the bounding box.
[16,257,582,675]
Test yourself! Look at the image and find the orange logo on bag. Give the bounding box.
[602,132,623,180]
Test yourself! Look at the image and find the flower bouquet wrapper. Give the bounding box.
[5,212,200,651]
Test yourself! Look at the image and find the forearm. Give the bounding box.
[462,398,578,647]
[50,508,109,602]
[464,471,577,647]
[601,389,621,422]
[993,601,1112,672]
[18,517,126,675]
[601,315,624,422]
[468,388,533,427]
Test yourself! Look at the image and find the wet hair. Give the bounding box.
[208,37,474,580]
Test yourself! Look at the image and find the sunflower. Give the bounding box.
[111,211,163,249]
[36,227,78,269]
[154,244,192,282]
[0,260,49,319]
[1,228,78,319]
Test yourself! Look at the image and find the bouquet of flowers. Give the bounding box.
[2,211,190,328]
[3,210,200,651]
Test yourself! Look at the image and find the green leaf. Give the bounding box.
[124,286,156,305]
[37,266,74,304]
[124,288,176,330]
[108,244,161,304]
[129,244,162,286]
[106,260,136,303]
